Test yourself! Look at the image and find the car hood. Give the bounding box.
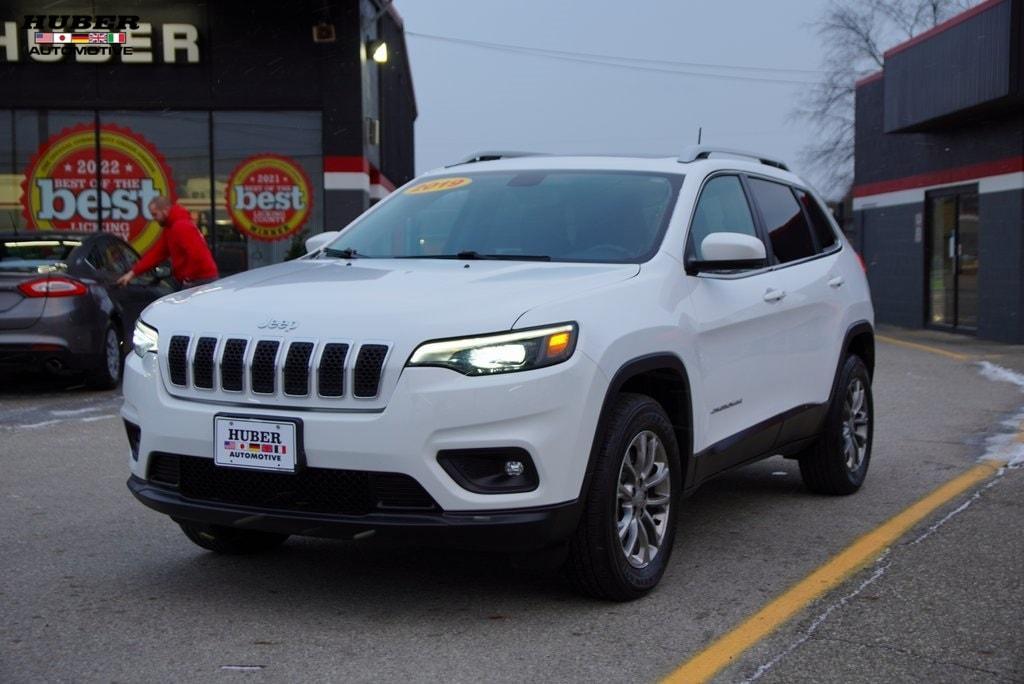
[144,257,639,341]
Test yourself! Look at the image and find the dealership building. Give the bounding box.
[0,1,416,274]
[853,0,1023,342]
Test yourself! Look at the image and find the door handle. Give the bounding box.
[763,288,786,303]
[828,276,845,288]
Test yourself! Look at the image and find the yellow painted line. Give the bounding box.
[876,334,972,362]
[662,461,1003,683]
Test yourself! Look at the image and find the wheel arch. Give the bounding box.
[829,321,874,406]
[582,353,695,501]
[845,322,875,378]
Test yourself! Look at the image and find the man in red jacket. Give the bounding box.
[116,196,219,290]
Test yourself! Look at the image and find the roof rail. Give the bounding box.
[446,151,548,167]
[678,145,789,171]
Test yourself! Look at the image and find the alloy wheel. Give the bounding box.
[841,378,869,470]
[616,430,671,569]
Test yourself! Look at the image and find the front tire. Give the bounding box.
[179,521,289,555]
[799,355,873,495]
[564,393,681,601]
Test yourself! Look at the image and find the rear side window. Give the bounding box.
[795,189,838,251]
[747,178,815,264]
[688,175,759,260]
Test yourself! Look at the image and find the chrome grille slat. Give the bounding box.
[354,344,388,398]
[168,335,190,386]
[220,339,248,392]
[318,343,349,397]
[283,342,315,396]
[192,337,217,389]
[250,340,280,394]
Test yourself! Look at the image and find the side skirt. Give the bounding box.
[688,403,828,490]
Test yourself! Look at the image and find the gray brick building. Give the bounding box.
[853,0,1023,342]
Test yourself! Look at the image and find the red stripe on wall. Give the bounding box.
[323,155,369,173]
[324,156,396,191]
[883,0,1007,58]
[852,156,1024,198]
[368,165,396,192]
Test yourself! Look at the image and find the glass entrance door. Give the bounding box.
[927,187,980,331]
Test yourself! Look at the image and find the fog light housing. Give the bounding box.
[124,420,141,461]
[437,448,538,493]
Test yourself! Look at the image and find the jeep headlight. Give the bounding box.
[408,323,577,375]
[132,320,159,358]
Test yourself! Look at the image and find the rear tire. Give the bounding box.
[85,323,123,390]
[564,393,681,601]
[179,521,289,555]
[799,355,873,495]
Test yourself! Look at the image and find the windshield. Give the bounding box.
[0,238,81,272]
[326,170,682,263]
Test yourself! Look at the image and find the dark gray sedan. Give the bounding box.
[0,232,173,388]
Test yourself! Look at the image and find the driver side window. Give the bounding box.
[687,175,760,261]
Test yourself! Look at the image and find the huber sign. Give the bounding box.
[226,154,312,242]
[20,124,175,252]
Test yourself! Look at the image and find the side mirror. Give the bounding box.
[305,231,341,255]
[686,233,767,274]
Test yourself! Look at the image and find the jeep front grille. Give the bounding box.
[164,335,390,403]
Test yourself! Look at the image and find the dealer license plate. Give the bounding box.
[214,416,297,473]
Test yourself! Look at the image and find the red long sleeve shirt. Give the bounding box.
[131,205,219,282]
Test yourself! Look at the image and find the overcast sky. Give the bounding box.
[397,0,835,192]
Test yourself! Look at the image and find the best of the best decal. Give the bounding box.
[20,124,175,253]
[225,154,312,242]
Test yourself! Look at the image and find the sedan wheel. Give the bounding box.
[86,324,123,389]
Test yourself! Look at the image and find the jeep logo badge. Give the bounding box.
[257,319,298,331]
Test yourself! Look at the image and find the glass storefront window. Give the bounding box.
[6,110,97,233]
[98,111,212,256]
[0,110,13,231]
[0,109,323,274]
[213,111,322,273]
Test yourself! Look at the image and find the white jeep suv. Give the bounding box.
[123,147,874,600]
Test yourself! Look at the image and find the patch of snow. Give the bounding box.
[976,362,1024,469]
[49,406,102,417]
[978,360,1024,388]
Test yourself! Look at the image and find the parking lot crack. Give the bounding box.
[807,635,1013,681]
[741,470,1009,683]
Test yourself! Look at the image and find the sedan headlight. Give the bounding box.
[132,320,159,358]
[408,323,577,376]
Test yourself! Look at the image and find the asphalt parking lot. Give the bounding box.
[1,327,1022,683]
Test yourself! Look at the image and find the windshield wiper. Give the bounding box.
[397,251,551,261]
[323,247,361,259]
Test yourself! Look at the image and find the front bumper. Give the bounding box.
[128,475,581,551]
[122,347,609,512]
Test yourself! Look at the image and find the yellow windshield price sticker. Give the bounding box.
[405,177,472,194]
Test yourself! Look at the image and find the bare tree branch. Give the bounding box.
[795,0,980,198]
